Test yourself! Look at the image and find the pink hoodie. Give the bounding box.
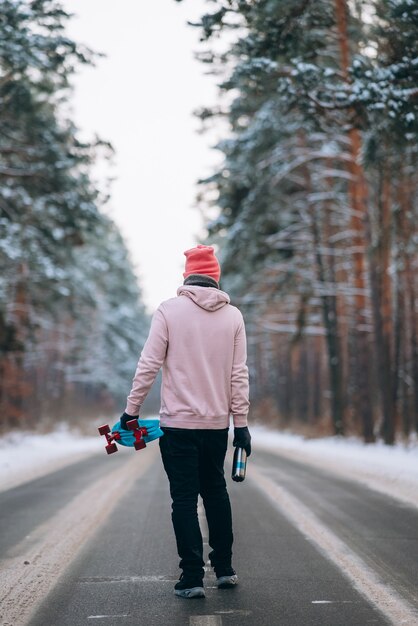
[125,285,249,429]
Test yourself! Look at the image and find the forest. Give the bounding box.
[0,1,149,431]
[182,0,418,444]
[1,1,417,445]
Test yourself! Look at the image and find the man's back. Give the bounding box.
[158,285,248,428]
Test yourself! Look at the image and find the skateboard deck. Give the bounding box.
[98,418,164,454]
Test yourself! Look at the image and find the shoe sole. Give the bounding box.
[217,575,238,589]
[175,587,205,599]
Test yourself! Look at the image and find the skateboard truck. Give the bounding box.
[98,424,121,454]
[126,418,148,451]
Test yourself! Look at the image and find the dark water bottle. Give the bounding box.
[232,447,247,482]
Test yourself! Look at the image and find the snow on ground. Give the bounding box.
[252,424,418,509]
[1,423,417,509]
[0,425,101,492]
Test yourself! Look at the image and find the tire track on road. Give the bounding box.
[0,446,159,626]
[250,463,418,626]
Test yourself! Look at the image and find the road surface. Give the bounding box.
[1,442,417,625]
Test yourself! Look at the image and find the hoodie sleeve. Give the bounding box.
[230,314,250,427]
[125,307,168,416]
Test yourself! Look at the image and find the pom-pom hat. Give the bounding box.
[183,245,221,282]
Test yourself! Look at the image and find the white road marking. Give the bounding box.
[79,575,171,583]
[311,600,333,604]
[88,615,129,620]
[250,464,418,626]
[312,600,354,604]
[215,610,252,616]
[189,616,222,626]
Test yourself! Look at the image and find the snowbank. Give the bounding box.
[0,425,101,492]
[252,425,418,509]
[1,423,417,509]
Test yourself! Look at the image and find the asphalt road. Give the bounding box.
[1,443,418,626]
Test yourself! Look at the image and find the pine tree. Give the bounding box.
[0,1,149,429]
[177,0,418,441]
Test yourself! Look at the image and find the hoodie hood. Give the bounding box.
[177,285,230,312]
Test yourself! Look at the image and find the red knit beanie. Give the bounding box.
[183,245,221,282]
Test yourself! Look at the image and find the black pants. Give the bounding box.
[159,427,233,580]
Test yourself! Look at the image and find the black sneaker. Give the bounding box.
[215,567,238,589]
[174,574,205,599]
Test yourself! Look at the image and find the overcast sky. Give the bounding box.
[64,0,223,312]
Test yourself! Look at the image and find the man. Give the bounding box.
[120,244,251,599]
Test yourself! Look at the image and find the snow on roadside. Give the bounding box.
[0,425,102,492]
[1,422,417,509]
[252,425,418,509]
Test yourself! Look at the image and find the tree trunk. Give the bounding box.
[335,0,375,441]
[309,204,345,435]
[369,166,395,444]
[397,167,418,432]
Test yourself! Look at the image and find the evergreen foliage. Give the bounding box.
[179,0,418,442]
[0,1,149,429]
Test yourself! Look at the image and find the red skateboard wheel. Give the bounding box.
[134,439,146,451]
[106,443,118,454]
[126,419,139,430]
[98,425,110,435]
